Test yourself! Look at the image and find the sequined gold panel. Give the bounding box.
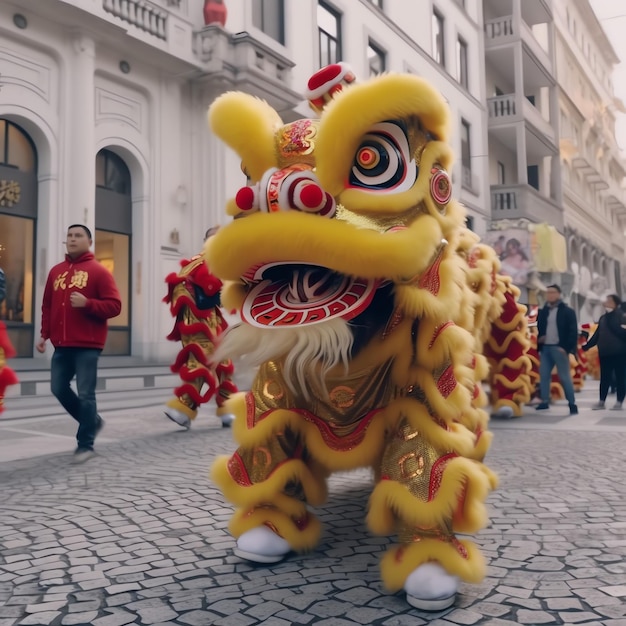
[228,428,304,487]
[251,358,398,435]
[379,418,450,503]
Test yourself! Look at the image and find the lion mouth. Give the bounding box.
[241,262,381,328]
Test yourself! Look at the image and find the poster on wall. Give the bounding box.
[484,228,532,285]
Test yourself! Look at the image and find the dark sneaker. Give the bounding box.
[72,448,96,464]
[569,404,578,415]
[535,402,550,410]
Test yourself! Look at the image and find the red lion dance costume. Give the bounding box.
[163,243,238,429]
[205,64,531,610]
[0,321,19,414]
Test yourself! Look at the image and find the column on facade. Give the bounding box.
[67,33,96,231]
[513,32,527,185]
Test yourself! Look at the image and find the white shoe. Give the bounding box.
[404,562,459,611]
[591,402,605,410]
[164,408,191,429]
[492,405,514,419]
[611,403,623,411]
[234,526,291,563]
[220,413,235,428]
[71,449,96,465]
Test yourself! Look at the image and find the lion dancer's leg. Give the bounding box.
[211,420,326,562]
[368,407,497,611]
[165,318,218,428]
[165,301,218,429]
[484,283,533,419]
[214,358,239,427]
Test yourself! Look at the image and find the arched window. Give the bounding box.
[0,119,37,356]
[95,148,132,355]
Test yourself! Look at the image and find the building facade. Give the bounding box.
[553,0,626,324]
[483,0,568,305]
[482,0,626,316]
[0,0,489,361]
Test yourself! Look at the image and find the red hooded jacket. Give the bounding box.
[41,252,122,349]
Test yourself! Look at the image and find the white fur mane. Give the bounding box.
[214,318,354,399]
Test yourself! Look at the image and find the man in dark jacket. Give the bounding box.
[535,284,578,414]
[36,225,122,464]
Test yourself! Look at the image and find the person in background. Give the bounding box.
[36,225,122,464]
[163,226,237,430]
[535,284,579,415]
[582,294,626,410]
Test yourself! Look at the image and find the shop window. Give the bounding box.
[95,148,132,355]
[0,119,37,356]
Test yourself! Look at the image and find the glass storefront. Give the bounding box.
[0,119,37,357]
[95,149,132,355]
[95,229,130,354]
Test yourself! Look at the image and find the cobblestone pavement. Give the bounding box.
[1,383,626,625]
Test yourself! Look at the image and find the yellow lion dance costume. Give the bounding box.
[207,64,526,610]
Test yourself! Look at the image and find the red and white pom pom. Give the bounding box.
[305,62,356,114]
[279,170,336,218]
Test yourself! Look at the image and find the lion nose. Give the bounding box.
[234,166,336,218]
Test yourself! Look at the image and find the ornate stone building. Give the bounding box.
[0,0,489,360]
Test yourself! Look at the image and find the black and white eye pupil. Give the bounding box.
[350,134,405,189]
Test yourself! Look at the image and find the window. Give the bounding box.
[527,165,539,190]
[252,0,285,44]
[461,119,471,187]
[368,40,386,77]
[96,150,131,195]
[0,120,36,172]
[318,2,342,67]
[95,149,132,355]
[432,10,445,67]
[456,37,468,88]
[465,215,474,231]
[0,119,37,356]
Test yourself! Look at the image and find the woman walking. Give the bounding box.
[582,294,626,410]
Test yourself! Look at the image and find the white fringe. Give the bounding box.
[215,319,354,399]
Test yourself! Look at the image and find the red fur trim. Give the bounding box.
[215,360,235,376]
[170,344,212,372]
[173,382,216,405]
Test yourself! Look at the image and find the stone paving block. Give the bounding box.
[105,583,142,596]
[558,612,603,623]
[516,609,560,624]
[61,610,99,624]
[92,609,138,626]
[443,608,486,624]
[17,610,61,625]
[135,606,177,624]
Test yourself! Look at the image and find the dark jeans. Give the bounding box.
[51,347,102,451]
[539,345,576,406]
[599,355,626,403]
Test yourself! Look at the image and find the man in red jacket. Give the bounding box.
[36,224,122,464]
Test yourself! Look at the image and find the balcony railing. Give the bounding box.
[491,183,563,229]
[485,14,553,74]
[484,16,514,42]
[102,0,167,40]
[488,95,516,119]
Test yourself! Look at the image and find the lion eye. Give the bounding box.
[349,121,417,193]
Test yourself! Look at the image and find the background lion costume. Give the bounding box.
[206,63,528,610]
